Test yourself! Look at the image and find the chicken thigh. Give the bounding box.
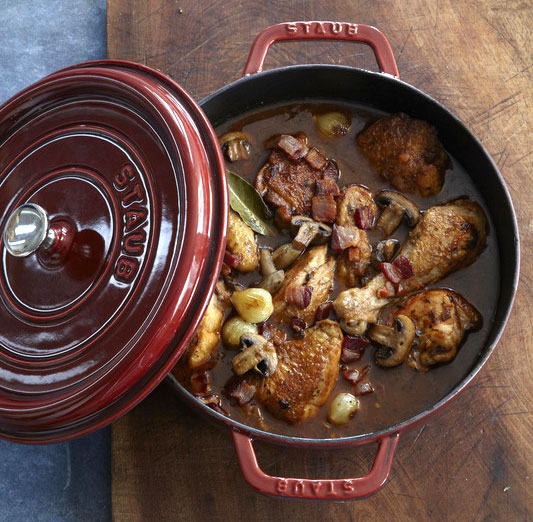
[253,320,343,423]
[379,288,482,371]
[357,113,450,197]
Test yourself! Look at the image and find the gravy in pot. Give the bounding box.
[176,101,499,439]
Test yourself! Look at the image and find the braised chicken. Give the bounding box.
[187,289,228,369]
[357,113,450,197]
[272,245,336,325]
[253,320,343,423]
[334,185,376,286]
[334,198,487,332]
[175,102,496,438]
[379,289,482,371]
[255,134,339,226]
[226,209,259,272]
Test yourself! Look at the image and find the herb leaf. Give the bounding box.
[227,170,275,236]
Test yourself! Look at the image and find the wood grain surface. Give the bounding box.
[107,1,532,520]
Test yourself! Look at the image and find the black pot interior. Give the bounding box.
[191,65,519,443]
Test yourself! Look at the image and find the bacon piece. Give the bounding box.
[305,147,327,170]
[224,250,242,268]
[316,178,341,196]
[353,380,374,396]
[381,256,414,284]
[315,301,333,321]
[380,262,401,284]
[322,160,340,181]
[355,206,374,230]
[223,379,256,406]
[392,256,414,279]
[198,394,228,415]
[341,363,370,385]
[312,195,337,223]
[277,134,308,161]
[190,371,211,396]
[331,224,364,252]
[285,284,313,309]
[291,316,306,334]
[341,335,370,362]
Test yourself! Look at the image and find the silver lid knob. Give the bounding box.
[3,204,56,257]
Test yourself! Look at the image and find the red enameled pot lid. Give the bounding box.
[0,61,228,443]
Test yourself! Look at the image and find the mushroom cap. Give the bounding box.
[376,190,420,227]
[369,315,416,367]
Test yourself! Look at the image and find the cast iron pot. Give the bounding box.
[168,22,520,500]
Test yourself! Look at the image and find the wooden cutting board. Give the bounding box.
[108,1,532,520]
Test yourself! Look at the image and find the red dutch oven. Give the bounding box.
[0,22,519,500]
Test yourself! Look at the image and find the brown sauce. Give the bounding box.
[181,101,500,439]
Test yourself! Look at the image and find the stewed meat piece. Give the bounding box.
[252,320,343,423]
[333,198,487,332]
[357,113,450,197]
[379,288,482,371]
[255,134,339,226]
[226,210,259,272]
[335,185,377,286]
[272,245,336,325]
[187,287,228,368]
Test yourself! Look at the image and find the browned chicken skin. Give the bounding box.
[226,209,259,272]
[335,185,376,286]
[379,289,482,371]
[272,245,336,325]
[255,134,339,225]
[253,320,343,423]
[357,113,450,197]
[333,198,487,332]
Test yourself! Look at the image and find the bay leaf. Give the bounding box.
[227,170,275,236]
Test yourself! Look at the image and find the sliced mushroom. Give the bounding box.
[232,333,278,377]
[371,239,401,269]
[368,315,416,367]
[219,131,252,162]
[258,248,285,294]
[375,190,420,236]
[272,242,303,269]
[290,216,332,249]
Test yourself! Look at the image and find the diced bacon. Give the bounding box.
[315,301,333,321]
[285,284,313,309]
[331,224,362,252]
[291,316,306,334]
[380,262,401,284]
[277,134,309,161]
[341,335,370,362]
[198,394,228,415]
[392,256,414,279]
[312,195,337,223]
[355,206,374,230]
[224,250,242,268]
[341,363,370,385]
[305,147,327,170]
[223,379,256,406]
[381,256,414,285]
[322,159,340,181]
[316,178,341,196]
[190,371,211,396]
[353,380,375,396]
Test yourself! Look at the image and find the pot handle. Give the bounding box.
[232,429,400,500]
[243,22,399,78]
